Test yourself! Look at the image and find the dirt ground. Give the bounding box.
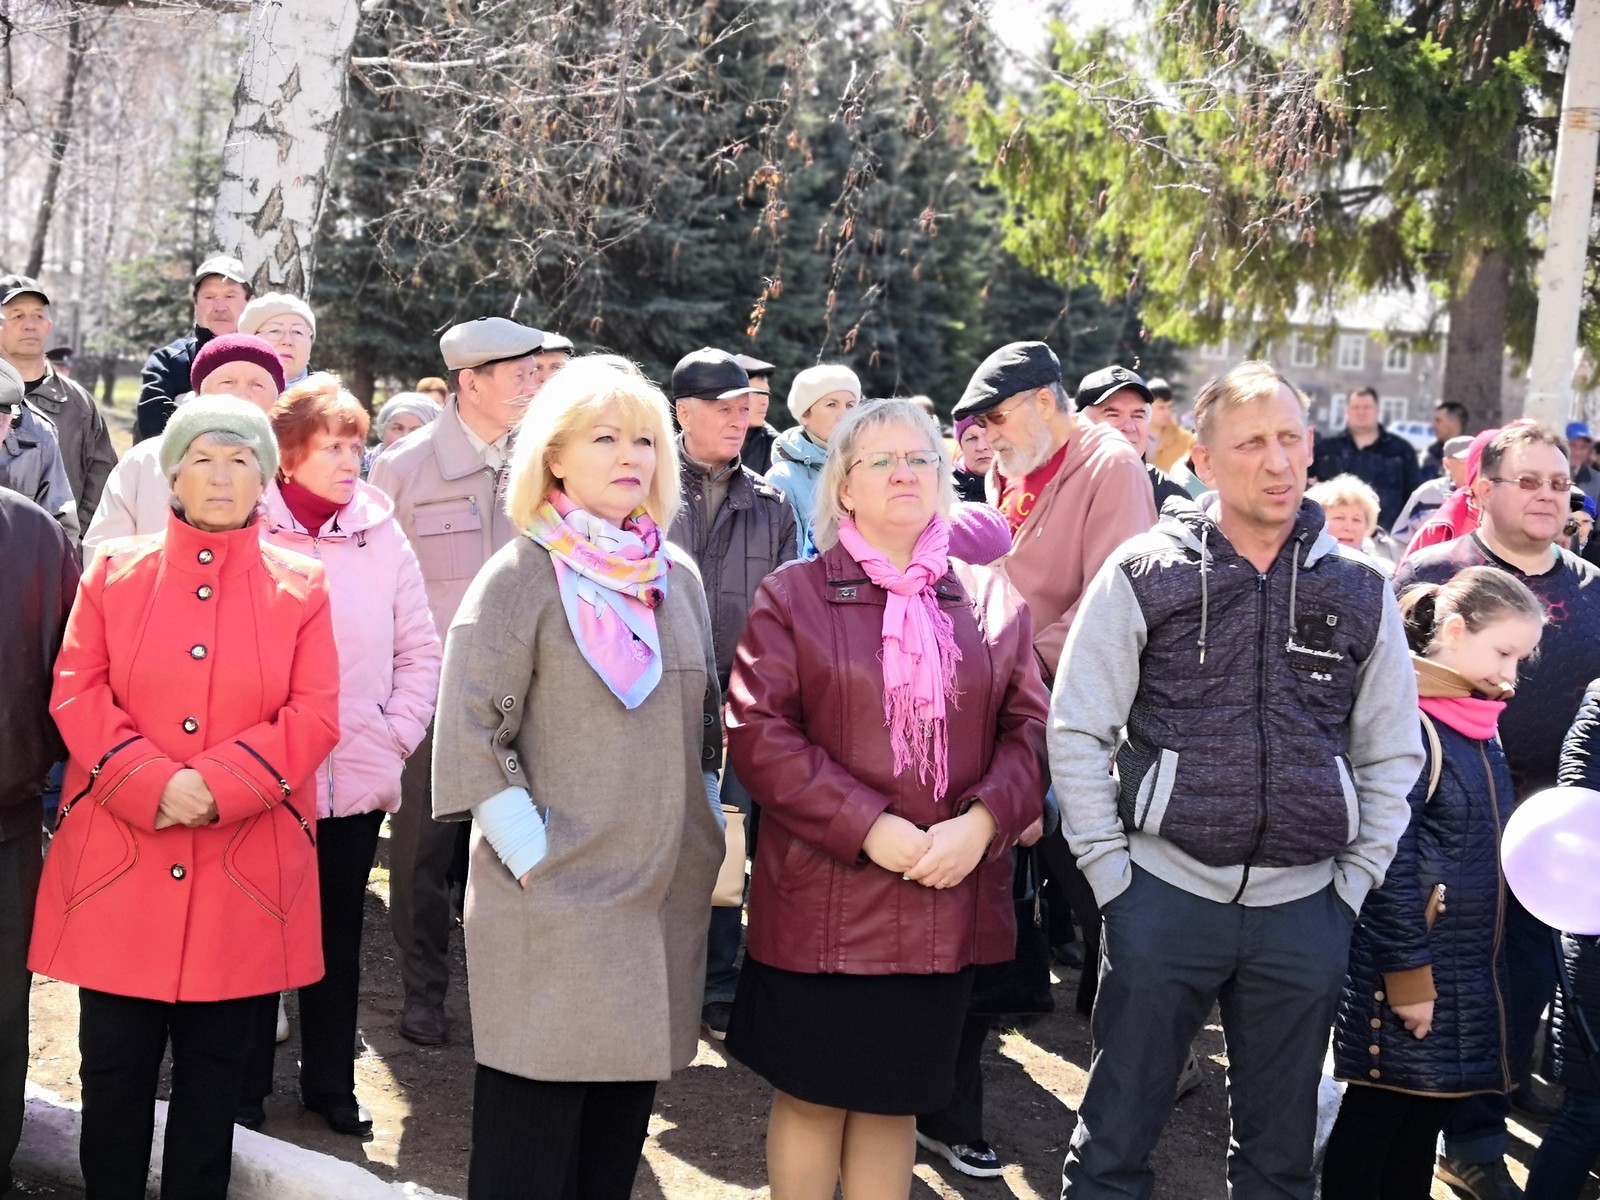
[31,823,1569,1200]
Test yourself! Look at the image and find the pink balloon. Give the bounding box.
[1502,786,1600,935]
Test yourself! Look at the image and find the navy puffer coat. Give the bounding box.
[1544,681,1600,1092]
[1333,709,1513,1096]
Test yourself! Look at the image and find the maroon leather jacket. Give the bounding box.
[726,543,1048,976]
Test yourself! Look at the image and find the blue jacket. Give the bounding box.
[1333,695,1514,1096]
[764,426,827,558]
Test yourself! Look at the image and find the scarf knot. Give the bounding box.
[524,492,672,708]
[836,517,962,797]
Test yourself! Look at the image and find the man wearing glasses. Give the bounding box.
[1394,421,1600,1200]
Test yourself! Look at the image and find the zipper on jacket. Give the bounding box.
[56,735,143,828]
[1482,742,1513,1091]
[1234,572,1272,903]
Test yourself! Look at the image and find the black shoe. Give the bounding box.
[398,1002,448,1046]
[701,1001,732,1041]
[1511,1087,1561,1121]
[1436,1155,1524,1200]
[1052,940,1086,968]
[304,1097,373,1136]
[233,1104,266,1131]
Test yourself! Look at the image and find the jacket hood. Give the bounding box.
[773,424,828,470]
[264,478,394,538]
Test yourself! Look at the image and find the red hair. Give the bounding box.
[271,372,370,473]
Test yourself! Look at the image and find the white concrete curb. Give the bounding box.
[17,1082,458,1199]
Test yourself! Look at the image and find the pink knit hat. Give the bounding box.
[948,502,1012,566]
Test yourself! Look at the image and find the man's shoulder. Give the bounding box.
[739,465,793,513]
[144,332,196,366]
[1394,536,1484,586]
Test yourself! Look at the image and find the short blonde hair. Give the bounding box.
[505,356,680,530]
[1193,360,1308,444]
[1306,473,1380,534]
[812,397,956,552]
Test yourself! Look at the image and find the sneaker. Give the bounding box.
[1436,1155,1524,1200]
[701,1001,732,1041]
[1175,1051,1203,1102]
[275,994,290,1044]
[915,1131,1004,1179]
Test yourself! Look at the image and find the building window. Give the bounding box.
[1384,339,1411,373]
[1329,393,1347,431]
[1337,334,1366,371]
[1290,335,1317,368]
[1381,396,1409,426]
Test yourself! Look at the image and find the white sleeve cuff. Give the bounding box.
[472,786,548,880]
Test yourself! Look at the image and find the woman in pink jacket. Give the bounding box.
[240,373,442,1135]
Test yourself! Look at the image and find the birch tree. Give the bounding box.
[212,0,363,294]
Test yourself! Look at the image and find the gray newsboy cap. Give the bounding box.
[439,317,548,371]
[952,341,1062,419]
[160,395,278,484]
[0,358,24,411]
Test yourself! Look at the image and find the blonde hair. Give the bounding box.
[811,397,956,552]
[1193,360,1308,444]
[505,356,681,530]
[1306,474,1380,535]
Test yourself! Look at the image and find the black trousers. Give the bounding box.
[0,826,41,1195]
[1321,1085,1459,1199]
[79,988,263,1200]
[1036,823,1100,1017]
[468,1065,656,1200]
[241,809,384,1107]
[917,1012,992,1145]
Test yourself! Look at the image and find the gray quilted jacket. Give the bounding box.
[1049,495,1423,913]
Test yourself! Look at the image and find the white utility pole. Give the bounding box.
[1524,0,1600,427]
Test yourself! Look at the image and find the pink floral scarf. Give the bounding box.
[837,516,962,797]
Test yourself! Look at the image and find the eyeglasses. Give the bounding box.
[258,324,313,343]
[970,399,1029,430]
[848,451,940,474]
[1489,474,1573,494]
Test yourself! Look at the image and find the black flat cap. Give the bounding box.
[953,341,1061,419]
[672,348,755,401]
[1075,365,1154,411]
[733,353,776,379]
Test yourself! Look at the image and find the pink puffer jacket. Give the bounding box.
[262,480,441,818]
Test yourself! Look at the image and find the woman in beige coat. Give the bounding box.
[432,356,724,1200]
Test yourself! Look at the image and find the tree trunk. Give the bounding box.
[212,0,363,296]
[25,8,88,278]
[1442,249,1511,429]
[351,359,375,410]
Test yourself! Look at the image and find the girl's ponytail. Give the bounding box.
[1399,584,1442,654]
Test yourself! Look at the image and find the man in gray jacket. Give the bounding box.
[0,358,76,540]
[1051,360,1423,1199]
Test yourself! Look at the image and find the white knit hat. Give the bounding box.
[788,364,862,423]
[239,292,317,338]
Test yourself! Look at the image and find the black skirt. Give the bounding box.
[724,955,974,1115]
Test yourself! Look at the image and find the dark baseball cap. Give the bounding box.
[672,348,755,401]
[952,341,1062,419]
[733,353,776,379]
[0,275,49,307]
[1075,365,1155,411]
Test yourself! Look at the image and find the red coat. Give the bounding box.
[725,544,1048,976]
[30,512,341,1002]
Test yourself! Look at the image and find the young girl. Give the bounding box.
[1321,565,1544,1199]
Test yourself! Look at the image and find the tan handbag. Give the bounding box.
[713,804,746,907]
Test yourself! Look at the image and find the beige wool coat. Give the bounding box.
[432,535,725,1082]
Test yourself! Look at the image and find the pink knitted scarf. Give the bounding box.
[836,516,962,797]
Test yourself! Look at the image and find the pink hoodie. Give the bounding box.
[262,480,442,818]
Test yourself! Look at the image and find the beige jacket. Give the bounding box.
[368,403,517,635]
[432,538,724,1081]
[993,419,1156,678]
[82,440,169,566]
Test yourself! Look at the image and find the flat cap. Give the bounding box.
[0,358,23,410]
[672,348,755,401]
[539,332,575,354]
[440,317,547,371]
[1075,365,1154,411]
[0,275,49,307]
[1443,434,1474,460]
[953,341,1061,419]
[733,353,776,378]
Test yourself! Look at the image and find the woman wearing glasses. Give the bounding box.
[240,293,317,388]
[724,398,1048,1198]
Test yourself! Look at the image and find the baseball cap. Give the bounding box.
[1443,435,1474,460]
[1075,365,1155,410]
[1566,421,1593,443]
[672,348,755,401]
[953,342,1062,419]
[193,255,250,294]
[0,275,49,306]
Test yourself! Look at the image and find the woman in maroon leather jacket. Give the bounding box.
[725,397,1047,1199]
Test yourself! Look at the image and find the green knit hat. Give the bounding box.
[160,394,278,484]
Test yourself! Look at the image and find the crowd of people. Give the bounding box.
[4,254,1600,1200]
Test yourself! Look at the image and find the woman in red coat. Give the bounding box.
[724,398,1048,1199]
[30,395,340,1200]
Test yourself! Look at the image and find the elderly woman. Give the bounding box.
[30,396,339,1200]
[240,293,317,388]
[765,364,861,554]
[1307,474,1400,572]
[725,397,1048,1198]
[235,375,441,1134]
[952,416,995,503]
[363,391,441,476]
[431,356,723,1199]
